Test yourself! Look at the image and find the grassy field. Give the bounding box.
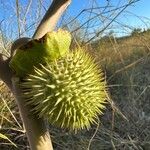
[0,31,150,150]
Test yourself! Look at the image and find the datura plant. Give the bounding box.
[10,29,107,131]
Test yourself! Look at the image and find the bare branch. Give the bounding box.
[16,0,21,37]
[33,0,71,39]
[85,0,138,43]
[12,77,53,150]
[0,55,13,91]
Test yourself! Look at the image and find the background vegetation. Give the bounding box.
[0,0,150,149]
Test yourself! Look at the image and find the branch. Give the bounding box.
[0,54,13,91]
[0,37,31,91]
[12,77,53,150]
[33,0,71,39]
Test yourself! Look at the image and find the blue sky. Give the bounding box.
[0,0,150,39]
[67,0,150,28]
[129,0,150,18]
[68,0,150,20]
[64,0,150,37]
[124,0,150,28]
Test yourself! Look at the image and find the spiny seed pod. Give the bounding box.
[22,49,107,131]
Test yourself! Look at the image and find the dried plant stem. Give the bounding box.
[33,0,71,39]
[12,77,53,150]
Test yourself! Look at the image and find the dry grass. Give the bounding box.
[89,31,150,149]
[0,31,150,150]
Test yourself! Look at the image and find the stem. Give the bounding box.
[16,0,21,37]
[33,0,71,39]
[12,77,53,150]
[0,55,13,91]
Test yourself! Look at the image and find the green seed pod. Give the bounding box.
[22,49,107,131]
